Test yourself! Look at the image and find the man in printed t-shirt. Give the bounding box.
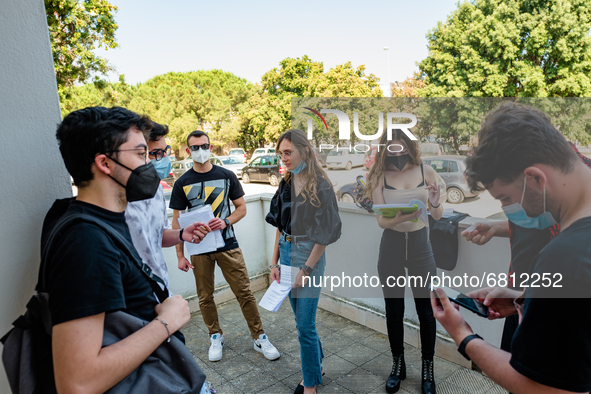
[170,130,280,362]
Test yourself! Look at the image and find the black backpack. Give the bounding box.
[429,211,470,271]
[0,205,194,394]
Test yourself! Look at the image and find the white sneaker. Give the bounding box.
[253,333,280,360]
[208,333,224,362]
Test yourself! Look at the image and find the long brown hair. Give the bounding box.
[363,129,422,200]
[276,129,329,208]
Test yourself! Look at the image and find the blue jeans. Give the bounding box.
[279,234,325,387]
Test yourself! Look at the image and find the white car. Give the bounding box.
[210,156,245,179]
[326,149,366,170]
[250,148,276,162]
[228,148,247,163]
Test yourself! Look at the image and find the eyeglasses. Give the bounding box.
[149,145,171,161]
[276,151,292,160]
[105,147,148,163]
[189,143,211,152]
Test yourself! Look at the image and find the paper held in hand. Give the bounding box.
[259,265,295,312]
[178,205,225,255]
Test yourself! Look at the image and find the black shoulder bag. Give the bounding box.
[428,211,470,271]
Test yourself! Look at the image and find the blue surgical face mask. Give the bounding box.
[153,156,172,180]
[290,160,307,175]
[502,177,557,229]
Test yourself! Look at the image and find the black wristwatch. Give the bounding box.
[223,218,230,228]
[458,333,483,360]
[179,227,184,242]
[300,265,313,275]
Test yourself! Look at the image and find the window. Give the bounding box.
[268,148,275,153]
[449,160,459,172]
[172,163,181,170]
[254,149,264,154]
[261,157,270,166]
[185,162,193,169]
[329,151,343,156]
[251,158,261,167]
[429,160,448,173]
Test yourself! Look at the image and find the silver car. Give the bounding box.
[422,155,481,203]
[211,156,244,179]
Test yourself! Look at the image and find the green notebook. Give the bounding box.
[372,203,419,221]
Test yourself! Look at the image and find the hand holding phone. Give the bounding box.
[436,286,489,318]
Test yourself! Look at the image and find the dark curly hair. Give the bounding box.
[466,102,577,193]
[56,106,153,187]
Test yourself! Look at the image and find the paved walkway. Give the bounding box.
[184,290,507,394]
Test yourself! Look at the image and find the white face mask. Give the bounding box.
[191,148,211,164]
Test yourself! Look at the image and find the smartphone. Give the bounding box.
[438,286,489,318]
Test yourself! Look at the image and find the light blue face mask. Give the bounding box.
[502,177,557,229]
[290,160,307,174]
[153,156,172,180]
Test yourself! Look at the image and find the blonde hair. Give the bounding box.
[276,129,329,208]
[363,129,422,200]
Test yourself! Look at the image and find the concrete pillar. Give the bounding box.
[0,0,69,389]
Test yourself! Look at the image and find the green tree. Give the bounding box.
[239,56,383,151]
[46,0,119,90]
[59,70,254,154]
[418,0,591,98]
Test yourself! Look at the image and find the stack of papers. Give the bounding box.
[258,265,295,312]
[178,205,225,255]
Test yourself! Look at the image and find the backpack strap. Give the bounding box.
[40,213,169,303]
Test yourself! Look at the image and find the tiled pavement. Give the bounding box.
[184,290,507,394]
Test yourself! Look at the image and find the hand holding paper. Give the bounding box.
[259,265,295,312]
[178,205,225,255]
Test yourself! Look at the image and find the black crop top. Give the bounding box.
[384,164,425,190]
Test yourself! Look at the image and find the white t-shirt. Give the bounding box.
[125,185,172,290]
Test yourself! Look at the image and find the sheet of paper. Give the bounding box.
[178,205,224,255]
[259,265,294,312]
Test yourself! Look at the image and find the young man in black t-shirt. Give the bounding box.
[170,130,280,362]
[431,103,591,393]
[46,107,205,393]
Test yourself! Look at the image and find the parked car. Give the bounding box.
[163,189,173,216]
[419,142,457,156]
[422,155,480,203]
[210,156,245,179]
[363,146,378,170]
[228,148,247,163]
[335,176,366,204]
[241,154,283,186]
[250,147,275,162]
[326,149,365,170]
[171,159,193,181]
[313,147,329,167]
[336,172,447,205]
[160,180,171,191]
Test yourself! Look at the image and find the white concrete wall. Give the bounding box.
[0,0,68,390]
[165,194,509,349]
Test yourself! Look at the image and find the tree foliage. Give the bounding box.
[237,56,383,150]
[418,0,591,97]
[60,70,254,156]
[46,0,119,89]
